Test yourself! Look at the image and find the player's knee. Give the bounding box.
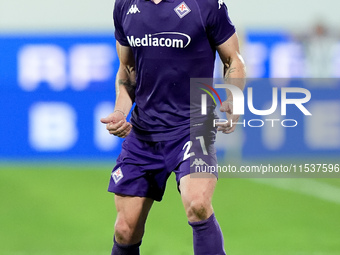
[114,219,132,244]
[114,218,144,245]
[186,199,212,222]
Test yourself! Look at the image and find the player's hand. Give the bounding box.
[100,111,132,138]
[216,100,240,134]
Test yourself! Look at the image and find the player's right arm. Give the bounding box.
[100,41,136,138]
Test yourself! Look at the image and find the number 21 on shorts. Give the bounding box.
[182,136,208,161]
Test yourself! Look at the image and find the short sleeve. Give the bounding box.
[113,0,130,46]
[206,0,236,46]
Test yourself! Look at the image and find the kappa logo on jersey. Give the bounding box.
[190,158,209,167]
[127,4,140,15]
[218,0,225,9]
[127,32,191,48]
[174,2,191,18]
[112,167,124,184]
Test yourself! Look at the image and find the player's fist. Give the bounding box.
[100,110,132,138]
[217,100,240,134]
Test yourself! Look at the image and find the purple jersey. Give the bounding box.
[114,0,235,141]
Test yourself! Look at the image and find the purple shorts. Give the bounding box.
[108,129,217,202]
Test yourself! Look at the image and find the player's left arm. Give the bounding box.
[216,32,246,134]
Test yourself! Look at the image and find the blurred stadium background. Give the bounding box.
[0,0,340,254]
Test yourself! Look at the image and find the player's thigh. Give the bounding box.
[179,173,217,221]
[115,194,154,230]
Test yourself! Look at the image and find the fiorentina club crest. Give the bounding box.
[112,167,124,184]
[174,2,191,18]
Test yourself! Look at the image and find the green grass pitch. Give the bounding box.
[0,162,340,255]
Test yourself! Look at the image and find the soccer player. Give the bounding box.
[101,0,246,254]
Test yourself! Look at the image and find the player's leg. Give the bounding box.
[112,194,153,255]
[180,173,226,255]
[180,173,216,222]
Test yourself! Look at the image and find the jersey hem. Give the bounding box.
[131,126,190,142]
